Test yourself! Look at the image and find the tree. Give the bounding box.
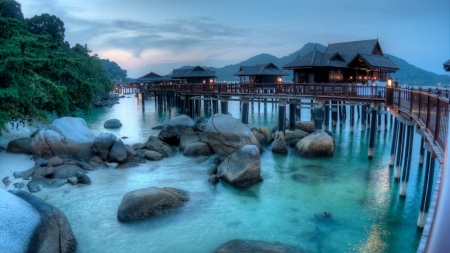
[0,0,23,20]
[26,13,65,41]
[101,59,128,82]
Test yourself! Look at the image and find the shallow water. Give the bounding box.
[34,95,435,253]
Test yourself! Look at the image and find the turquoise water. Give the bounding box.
[34,95,435,253]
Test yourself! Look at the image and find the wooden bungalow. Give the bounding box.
[234,63,289,83]
[283,39,399,83]
[444,59,450,72]
[129,72,172,85]
[171,66,217,84]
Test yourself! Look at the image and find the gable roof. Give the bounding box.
[444,59,450,71]
[171,66,217,78]
[283,50,347,69]
[325,39,382,62]
[234,63,289,76]
[135,71,172,83]
[347,54,399,71]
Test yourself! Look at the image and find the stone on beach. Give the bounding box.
[251,126,273,145]
[144,150,164,161]
[179,129,201,151]
[103,119,122,129]
[271,131,288,154]
[296,132,334,157]
[108,139,128,163]
[183,142,213,156]
[6,137,32,154]
[145,136,174,157]
[295,121,315,133]
[92,133,117,161]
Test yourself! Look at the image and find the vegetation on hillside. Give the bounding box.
[100,59,128,82]
[0,0,113,135]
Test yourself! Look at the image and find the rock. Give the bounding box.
[6,137,32,154]
[13,182,25,189]
[117,187,189,222]
[76,172,91,184]
[207,165,218,175]
[218,145,262,188]
[295,121,315,133]
[47,156,64,166]
[125,144,137,157]
[296,132,334,157]
[251,126,273,145]
[30,129,42,138]
[108,139,128,163]
[27,177,68,192]
[132,143,146,150]
[214,239,304,253]
[179,129,201,151]
[50,164,85,179]
[145,136,174,157]
[195,116,205,124]
[67,177,78,185]
[2,176,11,187]
[284,129,308,143]
[208,174,219,185]
[194,155,210,163]
[92,133,117,161]
[0,189,77,253]
[271,131,288,154]
[205,114,262,158]
[35,158,47,166]
[289,139,300,147]
[168,115,196,133]
[144,150,164,161]
[116,162,140,169]
[31,117,95,160]
[75,161,96,171]
[88,156,108,169]
[151,124,167,130]
[157,127,180,145]
[103,119,122,129]
[271,118,290,133]
[183,142,213,156]
[121,136,128,139]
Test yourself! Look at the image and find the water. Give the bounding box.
[34,95,435,253]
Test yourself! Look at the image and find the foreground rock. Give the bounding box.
[103,119,122,129]
[251,126,273,145]
[206,114,261,158]
[218,145,262,188]
[296,121,315,133]
[145,136,174,157]
[179,129,201,151]
[296,132,334,157]
[183,142,212,156]
[271,131,288,154]
[92,133,117,161]
[214,239,304,253]
[31,117,95,160]
[117,187,189,222]
[0,189,77,253]
[284,129,308,143]
[157,115,196,145]
[6,137,32,154]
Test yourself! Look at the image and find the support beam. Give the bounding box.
[220,97,229,114]
[278,99,287,135]
[350,104,355,133]
[331,101,337,127]
[289,103,296,130]
[389,117,399,166]
[361,104,366,132]
[400,125,414,198]
[368,104,377,159]
[324,101,330,132]
[314,101,324,133]
[419,137,425,165]
[417,151,435,229]
[241,98,249,124]
[395,122,405,180]
[212,97,219,114]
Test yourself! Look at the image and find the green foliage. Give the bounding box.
[26,13,65,41]
[0,13,112,135]
[0,0,23,20]
[100,58,127,82]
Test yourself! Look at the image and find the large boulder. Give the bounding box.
[251,126,273,145]
[144,150,164,161]
[205,114,261,158]
[296,121,315,133]
[145,136,174,157]
[179,129,201,151]
[92,133,117,161]
[284,129,308,143]
[157,115,196,145]
[183,142,213,156]
[103,119,122,129]
[214,239,304,253]
[218,145,262,188]
[49,164,85,179]
[117,187,189,222]
[271,131,288,154]
[296,132,334,157]
[0,189,77,253]
[31,117,95,160]
[7,137,32,154]
[108,139,128,163]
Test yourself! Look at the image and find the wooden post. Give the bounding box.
[395,122,405,180]
[417,151,435,229]
[389,118,399,166]
[400,125,414,198]
[368,104,377,159]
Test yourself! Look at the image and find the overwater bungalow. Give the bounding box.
[132,71,172,85]
[444,59,450,71]
[283,39,399,83]
[171,66,217,84]
[233,63,289,83]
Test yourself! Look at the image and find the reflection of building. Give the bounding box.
[234,63,289,83]
[171,66,217,84]
[283,39,399,83]
[130,72,172,85]
[444,59,450,72]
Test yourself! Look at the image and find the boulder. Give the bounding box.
[205,114,262,158]
[76,171,91,184]
[295,121,315,133]
[144,150,164,161]
[125,144,137,157]
[168,115,196,133]
[2,176,11,187]
[108,139,128,163]
[218,145,262,188]
[179,130,201,151]
[31,117,95,160]
[92,133,117,161]
[6,137,32,154]
[35,158,47,166]
[251,126,273,145]
[183,142,213,156]
[67,177,78,185]
[132,143,146,150]
[0,189,77,253]
[157,127,180,145]
[271,131,288,154]
[116,162,140,169]
[214,239,303,253]
[88,156,108,169]
[103,119,122,129]
[50,164,85,179]
[284,129,308,143]
[27,177,68,193]
[117,187,189,222]
[47,156,64,166]
[145,136,174,157]
[296,132,334,157]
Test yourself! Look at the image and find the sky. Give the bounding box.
[19,0,450,78]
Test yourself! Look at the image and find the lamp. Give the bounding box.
[386,77,392,87]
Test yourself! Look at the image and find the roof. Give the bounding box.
[135,72,172,83]
[283,39,398,72]
[171,66,217,78]
[234,63,289,76]
[444,59,450,71]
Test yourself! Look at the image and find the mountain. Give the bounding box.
[195,43,449,86]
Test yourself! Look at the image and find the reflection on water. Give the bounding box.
[34,96,433,252]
